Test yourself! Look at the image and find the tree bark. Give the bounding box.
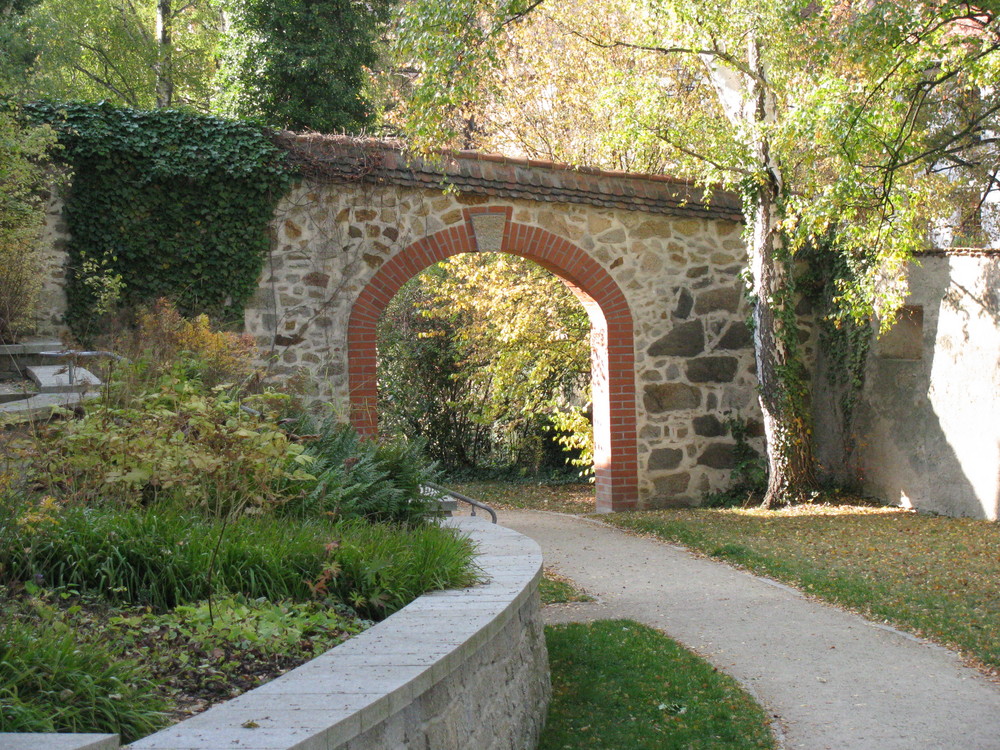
[744,38,817,507]
[155,0,173,108]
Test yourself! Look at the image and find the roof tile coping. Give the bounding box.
[276,132,744,223]
[126,517,543,750]
[917,246,1000,257]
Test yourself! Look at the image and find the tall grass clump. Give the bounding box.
[0,618,167,742]
[1,503,479,617]
[315,519,481,618]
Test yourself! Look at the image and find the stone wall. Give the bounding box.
[127,517,550,750]
[247,179,760,509]
[814,252,1000,520]
[29,191,71,340]
[27,148,764,510]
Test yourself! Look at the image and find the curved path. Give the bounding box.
[500,509,1000,750]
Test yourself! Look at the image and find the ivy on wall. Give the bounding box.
[22,100,294,338]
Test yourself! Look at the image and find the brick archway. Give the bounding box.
[348,207,638,512]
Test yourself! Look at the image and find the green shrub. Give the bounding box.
[30,374,313,518]
[286,414,440,525]
[0,617,167,742]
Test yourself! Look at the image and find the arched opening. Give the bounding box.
[348,206,638,512]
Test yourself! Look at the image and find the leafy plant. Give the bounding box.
[21,99,292,339]
[105,298,262,400]
[29,372,312,517]
[286,412,440,525]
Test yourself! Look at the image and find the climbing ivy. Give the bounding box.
[799,233,872,453]
[21,100,294,339]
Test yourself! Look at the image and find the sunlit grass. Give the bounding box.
[539,568,593,605]
[541,620,776,750]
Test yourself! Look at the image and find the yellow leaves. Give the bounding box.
[16,495,63,532]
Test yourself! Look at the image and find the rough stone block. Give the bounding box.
[693,414,725,437]
[648,448,683,471]
[686,356,738,383]
[644,383,701,412]
[717,322,753,350]
[698,443,737,469]
[648,320,704,357]
[653,472,691,497]
[694,287,741,314]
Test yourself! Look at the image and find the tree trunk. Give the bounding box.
[744,38,817,507]
[749,187,818,506]
[155,0,173,108]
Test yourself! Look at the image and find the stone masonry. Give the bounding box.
[246,135,761,511]
[31,135,762,512]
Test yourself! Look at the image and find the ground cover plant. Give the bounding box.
[540,620,776,750]
[0,301,479,740]
[603,505,1000,675]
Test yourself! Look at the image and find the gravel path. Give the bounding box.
[500,509,1000,750]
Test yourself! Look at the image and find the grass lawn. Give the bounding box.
[540,568,594,605]
[601,505,1000,675]
[540,620,776,750]
[451,481,595,514]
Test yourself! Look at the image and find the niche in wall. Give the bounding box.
[876,305,924,360]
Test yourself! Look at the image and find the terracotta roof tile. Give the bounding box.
[276,133,744,223]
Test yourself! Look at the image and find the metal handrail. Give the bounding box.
[38,350,125,386]
[424,481,498,524]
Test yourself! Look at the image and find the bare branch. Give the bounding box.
[69,63,138,106]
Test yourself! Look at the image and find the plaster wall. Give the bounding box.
[814,254,1000,519]
[28,191,71,340]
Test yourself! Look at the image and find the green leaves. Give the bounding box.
[23,100,292,337]
[216,0,393,132]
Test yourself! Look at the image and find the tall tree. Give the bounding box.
[216,0,394,132]
[3,0,221,109]
[396,0,1000,505]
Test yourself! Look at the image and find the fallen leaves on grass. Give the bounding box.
[606,504,1000,674]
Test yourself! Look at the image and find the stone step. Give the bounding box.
[26,365,102,393]
[0,733,119,750]
[0,339,64,357]
[0,391,96,423]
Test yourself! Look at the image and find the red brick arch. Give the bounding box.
[348,207,638,512]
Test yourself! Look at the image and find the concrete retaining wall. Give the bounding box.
[124,517,549,750]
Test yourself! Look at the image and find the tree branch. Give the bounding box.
[650,126,751,176]
[69,62,138,106]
